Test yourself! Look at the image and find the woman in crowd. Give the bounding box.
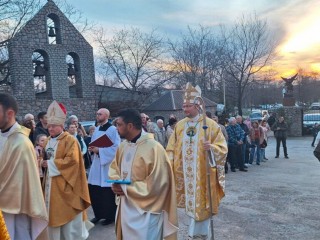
[249,121,264,165]
[166,117,177,140]
[260,120,270,161]
[244,117,252,130]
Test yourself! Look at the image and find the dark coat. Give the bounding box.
[312,125,320,137]
[272,121,288,139]
[33,122,49,142]
[314,141,320,161]
[267,116,276,128]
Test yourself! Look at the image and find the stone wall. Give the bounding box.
[0,85,12,94]
[16,98,96,122]
[275,106,303,137]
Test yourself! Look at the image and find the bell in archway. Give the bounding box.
[67,63,76,77]
[48,26,56,37]
[34,64,46,77]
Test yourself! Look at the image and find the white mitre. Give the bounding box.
[183,82,202,104]
[47,100,67,125]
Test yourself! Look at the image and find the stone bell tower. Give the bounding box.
[8,0,96,120]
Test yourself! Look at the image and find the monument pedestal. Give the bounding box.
[283,97,295,107]
[276,106,302,137]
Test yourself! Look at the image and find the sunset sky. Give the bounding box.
[75,0,320,78]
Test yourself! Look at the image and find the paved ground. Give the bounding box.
[87,136,320,240]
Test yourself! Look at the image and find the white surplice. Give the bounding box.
[119,140,164,240]
[88,124,120,187]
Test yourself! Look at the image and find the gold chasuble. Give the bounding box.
[0,125,48,239]
[45,132,91,227]
[0,210,10,240]
[109,133,178,240]
[166,116,228,221]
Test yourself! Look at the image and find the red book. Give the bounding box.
[89,134,113,148]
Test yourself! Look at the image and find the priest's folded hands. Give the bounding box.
[111,183,125,196]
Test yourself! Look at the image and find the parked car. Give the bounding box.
[80,121,96,134]
[303,113,320,134]
[310,102,320,110]
[249,112,263,122]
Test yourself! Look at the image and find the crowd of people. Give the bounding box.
[1,85,319,240]
[6,96,293,179]
[0,84,227,240]
[204,111,289,173]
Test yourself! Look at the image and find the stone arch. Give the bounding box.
[66,52,82,98]
[47,13,62,44]
[32,49,52,99]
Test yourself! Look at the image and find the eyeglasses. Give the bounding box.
[96,113,103,116]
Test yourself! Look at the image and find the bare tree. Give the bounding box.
[221,14,276,115]
[296,68,320,104]
[169,25,225,94]
[0,0,94,84]
[96,27,175,92]
[0,0,40,83]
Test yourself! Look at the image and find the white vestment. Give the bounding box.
[187,217,210,238]
[2,212,31,240]
[119,141,164,240]
[88,124,120,187]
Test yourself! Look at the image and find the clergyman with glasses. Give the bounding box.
[88,108,121,226]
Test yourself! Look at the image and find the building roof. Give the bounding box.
[143,90,217,111]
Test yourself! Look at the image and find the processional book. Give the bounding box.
[89,134,113,148]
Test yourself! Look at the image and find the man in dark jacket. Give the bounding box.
[311,123,320,147]
[272,116,288,158]
[267,112,276,129]
[236,115,250,166]
[33,111,49,142]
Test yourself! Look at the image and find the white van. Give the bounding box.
[310,102,320,110]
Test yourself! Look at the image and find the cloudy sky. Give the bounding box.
[74,0,320,77]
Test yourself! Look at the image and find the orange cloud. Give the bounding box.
[273,1,320,76]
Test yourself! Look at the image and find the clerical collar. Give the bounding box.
[99,121,111,131]
[188,114,200,123]
[51,132,63,139]
[1,123,16,133]
[129,131,142,143]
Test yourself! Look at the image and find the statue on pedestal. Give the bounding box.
[281,73,297,106]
